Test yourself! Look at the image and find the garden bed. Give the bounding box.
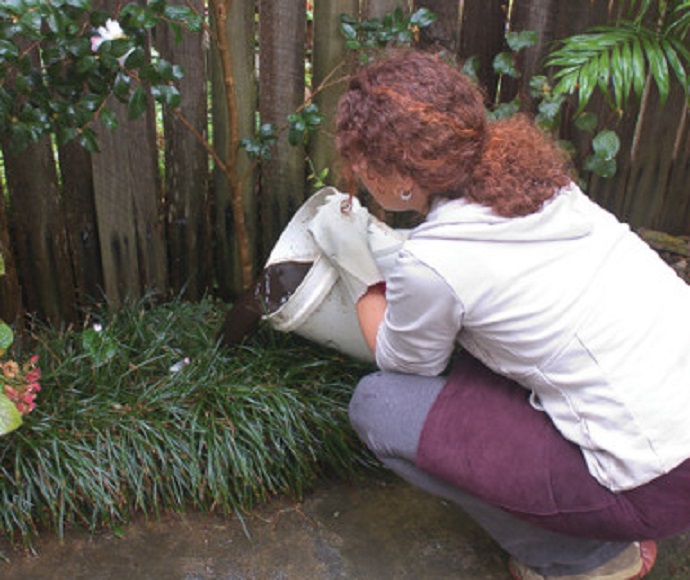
[0,298,374,546]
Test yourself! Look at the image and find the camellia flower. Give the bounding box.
[91,19,127,51]
[91,19,134,66]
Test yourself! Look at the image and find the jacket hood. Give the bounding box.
[412,183,593,243]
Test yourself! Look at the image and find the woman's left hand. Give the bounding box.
[308,192,384,303]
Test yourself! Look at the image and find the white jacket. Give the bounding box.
[376,183,690,492]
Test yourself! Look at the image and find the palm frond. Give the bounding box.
[669,0,690,40]
[546,22,690,112]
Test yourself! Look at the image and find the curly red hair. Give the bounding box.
[336,50,572,217]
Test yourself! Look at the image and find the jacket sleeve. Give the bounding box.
[376,250,464,376]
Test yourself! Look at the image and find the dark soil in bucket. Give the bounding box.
[218,261,313,348]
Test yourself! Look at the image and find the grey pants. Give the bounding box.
[349,371,631,577]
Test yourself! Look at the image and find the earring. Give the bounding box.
[400,190,413,202]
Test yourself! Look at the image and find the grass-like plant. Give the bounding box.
[0,297,373,546]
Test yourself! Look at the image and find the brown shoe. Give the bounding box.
[508,541,657,580]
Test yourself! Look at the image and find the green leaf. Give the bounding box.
[576,59,597,112]
[19,10,42,39]
[632,38,646,99]
[642,36,669,105]
[462,56,480,83]
[340,21,357,41]
[113,71,131,101]
[662,40,688,95]
[574,111,598,132]
[592,130,621,160]
[0,322,13,352]
[410,8,437,28]
[506,30,537,52]
[584,153,617,178]
[0,394,22,437]
[0,40,20,61]
[100,107,119,130]
[124,47,146,69]
[77,127,100,152]
[151,84,181,108]
[128,86,147,119]
[493,52,519,78]
[489,100,520,120]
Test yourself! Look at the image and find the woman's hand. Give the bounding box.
[308,192,384,303]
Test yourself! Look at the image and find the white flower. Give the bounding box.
[91,19,127,52]
[93,323,103,332]
[169,357,190,373]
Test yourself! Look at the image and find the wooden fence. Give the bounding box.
[1,0,689,325]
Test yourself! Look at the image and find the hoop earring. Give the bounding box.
[400,190,413,202]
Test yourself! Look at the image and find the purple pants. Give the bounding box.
[416,352,690,541]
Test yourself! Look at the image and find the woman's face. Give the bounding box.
[356,167,429,214]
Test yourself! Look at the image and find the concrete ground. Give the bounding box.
[1,470,689,579]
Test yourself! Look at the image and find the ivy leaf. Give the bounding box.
[493,52,519,78]
[584,153,617,178]
[574,111,598,132]
[506,30,537,52]
[592,129,621,160]
[410,8,437,28]
[463,56,480,83]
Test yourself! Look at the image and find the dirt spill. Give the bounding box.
[218,261,313,348]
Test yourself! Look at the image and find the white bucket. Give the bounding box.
[263,187,407,362]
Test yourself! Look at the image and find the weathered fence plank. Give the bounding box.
[91,104,150,307]
[416,0,461,53]
[0,173,23,326]
[457,0,507,103]
[2,139,76,324]
[160,0,212,301]
[311,0,359,192]
[662,101,690,236]
[58,141,103,307]
[210,0,258,299]
[258,0,308,260]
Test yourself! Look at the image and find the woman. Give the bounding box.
[310,49,690,579]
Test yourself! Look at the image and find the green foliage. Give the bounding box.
[0,297,372,545]
[546,0,690,113]
[241,6,437,164]
[339,7,437,61]
[0,0,202,153]
[240,122,278,159]
[486,31,538,121]
[288,103,323,146]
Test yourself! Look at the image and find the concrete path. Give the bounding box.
[1,471,688,579]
